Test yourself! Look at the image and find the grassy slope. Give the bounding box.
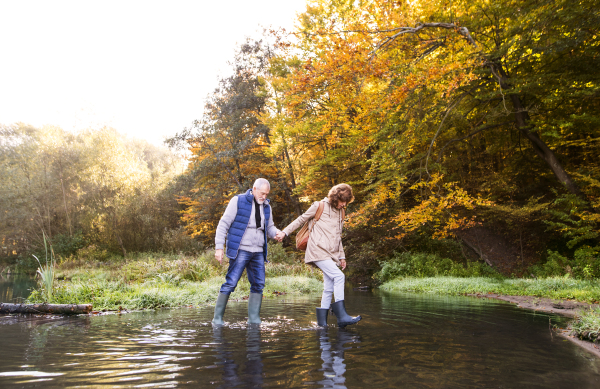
[380,276,600,303]
[27,252,323,310]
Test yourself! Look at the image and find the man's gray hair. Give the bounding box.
[253,178,270,190]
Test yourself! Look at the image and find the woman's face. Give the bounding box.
[336,201,346,209]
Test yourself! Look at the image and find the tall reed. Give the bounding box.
[32,232,55,301]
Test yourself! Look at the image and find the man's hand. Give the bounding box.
[275,231,286,242]
[340,259,347,270]
[215,249,224,264]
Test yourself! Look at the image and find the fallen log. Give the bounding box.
[0,303,92,315]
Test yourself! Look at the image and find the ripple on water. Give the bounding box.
[0,292,599,388]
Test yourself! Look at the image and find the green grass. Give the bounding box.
[27,249,323,310]
[380,276,600,303]
[571,308,600,342]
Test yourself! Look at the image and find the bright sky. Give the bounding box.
[0,0,306,146]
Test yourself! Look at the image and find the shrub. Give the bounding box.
[267,242,296,264]
[573,246,600,279]
[160,227,204,254]
[530,250,571,278]
[51,231,86,257]
[530,247,600,279]
[375,251,498,282]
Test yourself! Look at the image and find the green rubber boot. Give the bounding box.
[248,293,263,324]
[331,300,362,328]
[316,307,329,326]
[212,293,230,326]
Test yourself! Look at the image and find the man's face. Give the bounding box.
[253,185,270,204]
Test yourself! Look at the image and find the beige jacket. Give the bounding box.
[283,198,345,264]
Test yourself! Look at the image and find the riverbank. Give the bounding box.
[380,276,600,302]
[26,251,323,311]
[468,293,598,318]
[381,276,600,357]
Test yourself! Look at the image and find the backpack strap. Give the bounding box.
[314,201,325,221]
[309,201,325,233]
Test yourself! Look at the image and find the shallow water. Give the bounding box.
[0,289,599,388]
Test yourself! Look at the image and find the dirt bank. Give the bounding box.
[468,293,598,318]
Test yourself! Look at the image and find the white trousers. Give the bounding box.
[315,259,345,309]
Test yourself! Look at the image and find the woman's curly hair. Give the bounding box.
[328,183,354,208]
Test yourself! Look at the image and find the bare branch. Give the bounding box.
[370,23,478,57]
[296,22,478,55]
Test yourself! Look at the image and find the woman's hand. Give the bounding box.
[340,259,347,270]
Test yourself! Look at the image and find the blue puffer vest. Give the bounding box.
[225,189,271,260]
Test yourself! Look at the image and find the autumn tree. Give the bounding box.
[172,40,305,244]
[267,0,599,270]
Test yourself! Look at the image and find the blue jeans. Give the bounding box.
[220,250,265,294]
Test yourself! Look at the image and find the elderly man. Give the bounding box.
[212,178,285,326]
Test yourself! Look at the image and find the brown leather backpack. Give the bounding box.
[295,202,325,251]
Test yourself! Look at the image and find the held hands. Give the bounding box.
[215,249,224,264]
[275,231,286,242]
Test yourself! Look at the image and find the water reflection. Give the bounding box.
[212,325,264,388]
[25,318,90,364]
[245,326,264,387]
[316,328,361,388]
[0,273,36,303]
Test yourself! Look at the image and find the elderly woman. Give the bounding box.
[281,183,361,327]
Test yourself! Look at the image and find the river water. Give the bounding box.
[0,273,37,304]
[1,287,600,388]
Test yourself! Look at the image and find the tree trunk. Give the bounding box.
[265,131,303,216]
[280,152,303,216]
[0,303,93,315]
[59,160,72,236]
[113,213,127,258]
[492,64,583,196]
[460,238,494,268]
[116,232,127,258]
[509,93,583,196]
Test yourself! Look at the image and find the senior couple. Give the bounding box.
[212,178,361,328]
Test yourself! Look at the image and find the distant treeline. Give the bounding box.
[0,125,200,263]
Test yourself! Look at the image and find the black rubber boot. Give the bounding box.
[316,308,329,326]
[212,292,230,326]
[248,293,263,324]
[331,300,361,327]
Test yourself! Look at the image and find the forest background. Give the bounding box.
[2,0,599,284]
